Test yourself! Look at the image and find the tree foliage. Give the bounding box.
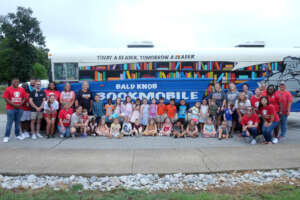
[0,7,49,83]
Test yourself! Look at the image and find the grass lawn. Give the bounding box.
[0,184,299,200]
[0,85,6,114]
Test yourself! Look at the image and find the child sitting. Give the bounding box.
[132,119,143,136]
[173,120,185,138]
[121,116,132,136]
[81,108,90,137]
[95,117,110,137]
[202,117,216,138]
[218,121,230,140]
[159,118,173,136]
[88,116,97,136]
[186,119,199,138]
[109,118,122,138]
[144,119,158,136]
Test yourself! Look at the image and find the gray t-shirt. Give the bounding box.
[226,91,240,104]
[71,113,81,127]
[244,90,253,100]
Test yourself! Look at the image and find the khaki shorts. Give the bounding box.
[31,112,43,120]
[156,114,167,123]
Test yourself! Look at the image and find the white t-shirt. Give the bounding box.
[235,99,251,114]
[43,100,59,113]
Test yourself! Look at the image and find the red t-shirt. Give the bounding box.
[267,93,281,113]
[44,89,60,101]
[58,108,73,127]
[275,90,293,114]
[259,105,280,122]
[261,90,267,97]
[241,113,260,126]
[3,86,26,110]
[250,95,260,112]
[157,104,166,116]
[21,93,30,111]
[166,104,177,118]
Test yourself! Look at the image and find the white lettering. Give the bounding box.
[155,92,165,99]
[97,92,106,100]
[191,92,198,100]
[182,92,189,100]
[107,92,117,100]
[166,92,176,100]
[117,92,127,100]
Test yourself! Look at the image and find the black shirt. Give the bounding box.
[76,89,92,110]
[29,89,46,112]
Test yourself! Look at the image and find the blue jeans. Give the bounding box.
[280,114,288,137]
[242,127,258,139]
[262,121,279,142]
[5,109,24,137]
[58,126,70,137]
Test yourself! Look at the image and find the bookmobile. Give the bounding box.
[50,47,300,111]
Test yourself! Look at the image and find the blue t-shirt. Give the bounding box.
[224,108,233,121]
[178,105,187,119]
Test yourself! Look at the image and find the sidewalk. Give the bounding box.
[0,113,299,176]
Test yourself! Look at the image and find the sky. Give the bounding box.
[1,0,300,52]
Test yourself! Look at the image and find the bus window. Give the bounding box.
[54,63,78,81]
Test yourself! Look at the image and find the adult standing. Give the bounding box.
[44,82,60,101]
[235,92,251,131]
[275,82,293,139]
[265,84,282,143]
[2,78,26,143]
[259,96,280,144]
[250,88,261,113]
[208,83,226,126]
[242,83,253,100]
[75,81,93,114]
[28,77,36,92]
[60,82,75,108]
[29,80,46,139]
[224,82,239,133]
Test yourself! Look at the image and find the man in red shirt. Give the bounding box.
[2,78,26,143]
[275,81,293,138]
[241,107,260,144]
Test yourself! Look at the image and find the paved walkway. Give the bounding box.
[0,113,299,176]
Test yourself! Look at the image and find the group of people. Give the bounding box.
[3,77,293,145]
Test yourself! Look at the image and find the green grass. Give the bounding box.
[0,184,299,200]
[0,85,7,114]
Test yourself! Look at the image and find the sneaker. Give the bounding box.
[60,134,64,138]
[22,132,30,139]
[251,139,257,145]
[92,134,96,137]
[82,133,87,137]
[3,137,9,143]
[32,133,37,140]
[272,137,278,144]
[36,133,43,138]
[16,135,25,140]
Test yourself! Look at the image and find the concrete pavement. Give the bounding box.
[0,113,299,176]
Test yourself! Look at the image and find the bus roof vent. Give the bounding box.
[127,41,154,48]
[235,41,265,48]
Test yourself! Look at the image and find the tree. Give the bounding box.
[0,7,48,83]
[32,63,48,79]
